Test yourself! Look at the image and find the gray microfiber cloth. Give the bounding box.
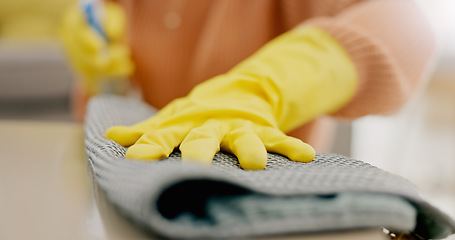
[85,95,455,239]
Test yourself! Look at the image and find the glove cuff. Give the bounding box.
[228,26,358,132]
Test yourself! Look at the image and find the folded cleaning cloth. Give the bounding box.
[85,95,455,239]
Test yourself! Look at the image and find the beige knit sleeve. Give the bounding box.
[305,0,436,118]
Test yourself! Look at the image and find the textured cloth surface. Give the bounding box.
[85,96,455,239]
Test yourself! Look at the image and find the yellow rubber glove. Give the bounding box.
[106,26,357,170]
[60,2,134,95]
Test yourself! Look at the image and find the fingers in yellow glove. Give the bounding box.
[179,120,226,165]
[105,115,165,147]
[180,119,271,170]
[258,127,315,163]
[125,125,192,160]
[107,117,315,170]
[105,125,145,147]
[221,124,268,171]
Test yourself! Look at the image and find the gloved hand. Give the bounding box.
[60,2,134,95]
[106,26,358,170]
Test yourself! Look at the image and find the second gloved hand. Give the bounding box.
[60,2,134,95]
[106,26,358,170]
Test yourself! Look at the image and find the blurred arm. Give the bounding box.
[304,0,436,118]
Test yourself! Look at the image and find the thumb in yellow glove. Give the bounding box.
[106,26,357,170]
[60,2,134,95]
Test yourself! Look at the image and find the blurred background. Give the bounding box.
[0,0,76,121]
[0,0,453,226]
[350,0,455,221]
